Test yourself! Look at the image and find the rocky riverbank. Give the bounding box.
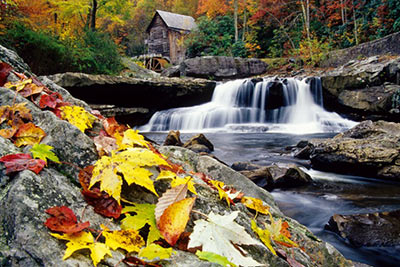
[0,45,353,266]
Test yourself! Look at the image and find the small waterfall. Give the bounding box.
[140,77,357,134]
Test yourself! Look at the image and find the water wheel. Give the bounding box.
[145,57,169,72]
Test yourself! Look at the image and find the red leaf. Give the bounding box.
[0,153,46,174]
[39,93,61,109]
[123,256,161,267]
[78,166,122,219]
[44,206,90,234]
[0,62,13,86]
[103,117,127,137]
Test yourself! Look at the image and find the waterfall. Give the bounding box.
[140,77,357,134]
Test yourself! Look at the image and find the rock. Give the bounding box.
[183,133,214,153]
[89,104,152,126]
[174,56,268,80]
[0,45,32,75]
[320,55,400,121]
[120,57,159,79]
[231,162,312,190]
[160,146,352,266]
[161,64,181,77]
[325,210,400,247]
[293,141,315,159]
[163,130,183,146]
[46,72,216,110]
[310,120,400,180]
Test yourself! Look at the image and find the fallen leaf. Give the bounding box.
[90,148,170,203]
[30,143,60,164]
[121,203,162,245]
[188,211,262,267]
[5,78,44,97]
[116,129,149,149]
[102,229,145,253]
[158,197,196,246]
[155,183,188,224]
[103,117,127,136]
[79,166,122,219]
[0,153,46,174]
[50,231,111,266]
[93,135,118,156]
[60,105,96,132]
[44,206,90,234]
[138,243,176,261]
[241,196,271,216]
[0,62,13,86]
[5,78,32,92]
[13,122,46,147]
[39,92,63,109]
[209,180,237,206]
[156,170,197,195]
[196,251,237,267]
[251,219,276,255]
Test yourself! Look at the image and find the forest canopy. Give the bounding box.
[0,0,399,74]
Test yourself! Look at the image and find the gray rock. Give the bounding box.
[177,56,268,80]
[0,45,32,75]
[310,120,400,180]
[325,210,400,247]
[46,72,216,111]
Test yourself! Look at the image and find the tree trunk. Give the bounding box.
[242,8,247,41]
[90,0,97,31]
[234,0,238,42]
[352,0,359,44]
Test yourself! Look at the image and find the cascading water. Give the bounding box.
[140,77,357,134]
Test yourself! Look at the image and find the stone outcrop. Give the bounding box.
[304,120,400,180]
[46,72,216,125]
[320,55,400,121]
[325,210,400,247]
[231,162,312,190]
[183,133,214,153]
[162,56,268,80]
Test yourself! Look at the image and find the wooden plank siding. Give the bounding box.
[146,10,196,65]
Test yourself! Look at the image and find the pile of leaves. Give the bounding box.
[0,62,306,267]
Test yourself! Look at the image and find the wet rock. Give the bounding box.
[163,130,183,146]
[183,133,214,153]
[231,162,312,190]
[325,210,400,247]
[320,55,400,121]
[310,120,400,180]
[293,141,315,159]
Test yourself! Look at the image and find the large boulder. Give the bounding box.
[325,210,400,247]
[231,162,312,190]
[320,56,400,121]
[46,72,216,125]
[309,120,400,180]
[163,56,268,80]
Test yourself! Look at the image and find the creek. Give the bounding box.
[140,77,400,266]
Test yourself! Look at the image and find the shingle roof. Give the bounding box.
[154,10,196,31]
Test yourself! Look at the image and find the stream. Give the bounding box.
[144,132,400,267]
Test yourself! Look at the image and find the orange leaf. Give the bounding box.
[13,122,46,147]
[280,221,291,239]
[155,184,188,224]
[158,197,196,246]
[103,117,127,136]
[44,206,90,234]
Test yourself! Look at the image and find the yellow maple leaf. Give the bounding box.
[102,229,145,253]
[139,243,176,261]
[5,78,32,92]
[209,180,235,206]
[251,219,276,256]
[156,170,197,195]
[60,106,96,132]
[241,196,270,216]
[90,148,170,203]
[50,231,112,266]
[116,129,149,149]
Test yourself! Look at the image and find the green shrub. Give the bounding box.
[0,22,122,75]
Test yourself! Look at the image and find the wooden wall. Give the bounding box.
[147,15,170,59]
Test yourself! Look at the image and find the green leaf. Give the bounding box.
[121,203,162,245]
[30,143,60,164]
[196,251,237,267]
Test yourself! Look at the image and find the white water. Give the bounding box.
[140,77,357,134]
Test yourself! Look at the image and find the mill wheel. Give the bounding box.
[145,57,169,72]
